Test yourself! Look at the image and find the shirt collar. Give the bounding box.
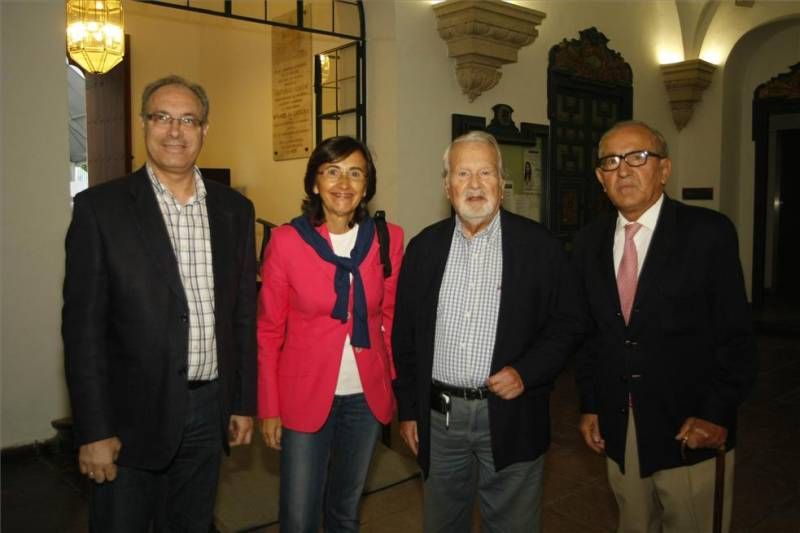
[616,193,664,233]
[146,163,206,204]
[455,210,501,241]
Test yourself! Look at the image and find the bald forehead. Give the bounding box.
[599,125,658,155]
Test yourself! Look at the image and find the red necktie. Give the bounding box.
[617,222,642,324]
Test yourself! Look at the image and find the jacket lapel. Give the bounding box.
[631,196,676,325]
[597,214,620,317]
[128,168,187,308]
[493,211,514,368]
[423,217,456,356]
[205,182,235,314]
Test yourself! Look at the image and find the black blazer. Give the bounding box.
[392,210,583,476]
[572,196,757,477]
[62,167,257,470]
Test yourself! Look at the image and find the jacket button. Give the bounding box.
[180,314,188,323]
[178,367,187,376]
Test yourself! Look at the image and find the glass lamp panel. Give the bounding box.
[66,0,125,74]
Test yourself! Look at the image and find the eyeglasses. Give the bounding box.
[145,112,204,129]
[597,150,664,171]
[318,166,366,182]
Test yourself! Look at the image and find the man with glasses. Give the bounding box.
[62,75,256,531]
[572,120,756,533]
[393,131,582,532]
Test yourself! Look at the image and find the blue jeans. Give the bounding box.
[90,381,223,533]
[280,393,381,533]
[424,397,545,533]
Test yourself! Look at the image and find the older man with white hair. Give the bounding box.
[392,131,583,532]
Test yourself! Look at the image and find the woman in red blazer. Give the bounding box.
[257,136,403,532]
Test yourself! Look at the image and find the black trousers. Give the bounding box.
[90,381,223,533]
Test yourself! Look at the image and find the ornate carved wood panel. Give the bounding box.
[547,27,632,245]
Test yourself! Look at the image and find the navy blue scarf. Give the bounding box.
[290,215,375,348]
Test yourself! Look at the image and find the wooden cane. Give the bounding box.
[713,444,726,533]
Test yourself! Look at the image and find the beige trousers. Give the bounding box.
[606,410,734,533]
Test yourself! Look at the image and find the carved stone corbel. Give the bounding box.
[433,0,546,102]
[660,59,717,130]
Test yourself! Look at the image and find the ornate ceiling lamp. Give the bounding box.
[66,0,125,74]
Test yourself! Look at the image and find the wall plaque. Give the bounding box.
[272,27,312,161]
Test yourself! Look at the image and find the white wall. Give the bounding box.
[1,1,72,447]
[382,0,691,239]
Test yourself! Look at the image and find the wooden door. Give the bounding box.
[85,35,132,186]
[547,28,632,246]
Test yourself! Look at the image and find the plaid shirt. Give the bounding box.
[147,164,217,381]
[432,212,503,388]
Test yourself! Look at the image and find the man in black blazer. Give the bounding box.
[62,75,256,532]
[573,121,756,533]
[392,131,582,532]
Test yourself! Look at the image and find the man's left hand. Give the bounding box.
[486,366,524,399]
[675,417,727,450]
[228,415,253,446]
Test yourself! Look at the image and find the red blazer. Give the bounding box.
[257,221,404,431]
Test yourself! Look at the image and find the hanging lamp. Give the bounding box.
[66,0,124,74]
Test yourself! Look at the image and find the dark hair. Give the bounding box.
[140,75,210,123]
[301,136,377,226]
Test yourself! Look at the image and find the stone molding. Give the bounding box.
[660,58,717,131]
[434,0,545,101]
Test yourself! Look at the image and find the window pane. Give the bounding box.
[231,0,265,18]
[338,77,356,110]
[338,43,356,79]
[188,0,225,13]
[320,52,338,86]
[321,118,338,139]
[306,0,333,32]
[333,0,360,37]
[321,86,338,115]
[338,112,356,138]
[268,0,297,24]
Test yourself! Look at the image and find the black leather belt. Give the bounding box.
[431,380,489,401]
[188,379,216,390]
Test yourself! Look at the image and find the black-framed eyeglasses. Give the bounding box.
[597,150,664,172]
[144,112,204,129]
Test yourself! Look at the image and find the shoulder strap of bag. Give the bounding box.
[374,210,391,278]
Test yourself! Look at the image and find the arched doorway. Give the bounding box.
[752,63,800,307]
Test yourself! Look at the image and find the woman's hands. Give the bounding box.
[261,417,283,450]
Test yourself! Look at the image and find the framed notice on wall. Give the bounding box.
[272,27,312,160]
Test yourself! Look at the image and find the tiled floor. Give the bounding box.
[3,333,799,532]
